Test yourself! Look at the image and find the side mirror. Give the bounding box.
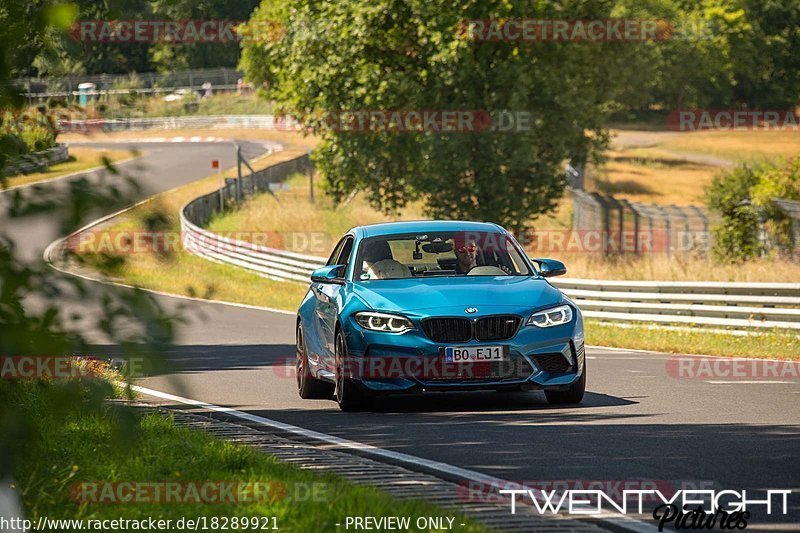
[532,258,567,278]
[311,265,346,284]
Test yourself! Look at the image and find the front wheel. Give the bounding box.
[545,364,586,405]
[296,324,335,399]
[335,330,369,411]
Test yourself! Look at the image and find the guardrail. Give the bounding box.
[61,115,291,133]
[180,156,800,332]
[181,151,321,283]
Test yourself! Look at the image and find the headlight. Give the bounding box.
[355,312,414,333]
[527,304,573,328]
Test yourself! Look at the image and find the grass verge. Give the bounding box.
[586,320,800,360]
[3,148,134,189]
[9,379,484,531]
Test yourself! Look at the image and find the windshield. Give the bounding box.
[354,231,532,280]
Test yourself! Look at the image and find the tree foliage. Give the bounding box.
[707,158,800,262]
[242,0,645,232]
[0,3,179,482]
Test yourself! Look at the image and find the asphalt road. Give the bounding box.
[4,141,799,531]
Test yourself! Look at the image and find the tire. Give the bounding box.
[545,363,586,405]
[334,330,369,411]
[296,324,335,399]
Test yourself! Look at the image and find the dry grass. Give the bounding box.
[659,129,800,163]
[555,252,800,282]
[209,173,800,282]
[3,147,133,189]
[207,174,428,255]
[589,149,718,205]
[592,129,800,205]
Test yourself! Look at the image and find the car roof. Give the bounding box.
[353,220,505,238]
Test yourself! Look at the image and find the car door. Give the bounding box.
[313,235,354,369]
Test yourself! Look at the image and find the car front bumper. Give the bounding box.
[340,310,585,394]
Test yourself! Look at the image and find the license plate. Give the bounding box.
[443,345,508,363]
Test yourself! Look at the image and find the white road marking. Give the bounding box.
[130,384,657,532]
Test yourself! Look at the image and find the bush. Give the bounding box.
[19,124,57,152]
[0,108,58,154]
[707,158,800,262]
[752,157,800,253]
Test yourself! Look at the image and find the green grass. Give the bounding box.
[9,379,485,531]
[586,320,800,360]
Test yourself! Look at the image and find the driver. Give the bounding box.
[453,235,479,274]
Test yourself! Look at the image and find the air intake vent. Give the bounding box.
[422,318,472,342]
[533,354,571,375]
[475,316,521,341]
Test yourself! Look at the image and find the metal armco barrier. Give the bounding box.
[61,115,293,133]
[181,156,800,332]
[181,151,324,283]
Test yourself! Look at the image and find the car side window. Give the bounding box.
[326,238,347,266]
[336,237,354,269]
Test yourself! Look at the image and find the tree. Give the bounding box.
[728,0,800,109]
[241,0,641,233]
[149,0,261,72]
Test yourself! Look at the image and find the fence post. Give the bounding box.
[236,145,243,203]
[308,150,315,204]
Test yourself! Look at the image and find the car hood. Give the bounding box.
[351,276,563,314]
